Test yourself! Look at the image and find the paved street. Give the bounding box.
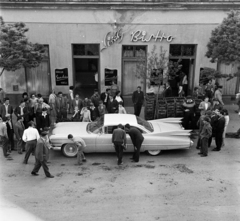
[0,103,240,221]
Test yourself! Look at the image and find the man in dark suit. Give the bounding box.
[38,108,50,132]
[91,89,100,108]
[212,110,225,151]
[5,114,15,152]
[15,116,25,154]
[72,94,83,112]
[100,88,110,107]
[125,124,144,162]
[56,92,68,122]
[0,97,14,121]
[107,95,118,113]
[14,100,29,129]
[112,124,126,165]
[31,130,54,178]
[132,86,144,117]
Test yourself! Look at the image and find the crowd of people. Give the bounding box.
[0,78,238,174]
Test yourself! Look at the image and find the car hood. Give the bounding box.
[51,122,89,136]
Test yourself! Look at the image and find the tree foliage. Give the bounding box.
[136,45,182,88]
[206,10,240,65]
[0,16,46,77]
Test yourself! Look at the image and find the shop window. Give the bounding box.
[170,44,195,57]
[123,46,146,58]
[135,46,146,57]
[73,44,99,56]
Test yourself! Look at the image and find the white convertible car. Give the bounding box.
[50,114,193,157]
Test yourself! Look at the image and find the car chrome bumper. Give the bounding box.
[52,146,61,151]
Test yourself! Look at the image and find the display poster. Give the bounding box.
[55,68,69,86]
[105,68,117,86]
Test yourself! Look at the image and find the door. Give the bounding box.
[26,60,51,97]
[122,61,144,106]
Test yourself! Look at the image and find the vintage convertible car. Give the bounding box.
[50,114,193,157]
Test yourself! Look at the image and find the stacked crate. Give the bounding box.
[175,97,185,117]
[166,97,176,117]
[144,94,156,120]
[157,98,167,119]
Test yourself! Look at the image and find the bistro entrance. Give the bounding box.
[73,44,99,99]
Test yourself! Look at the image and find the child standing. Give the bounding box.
[68,134,86,165]
[71,106,81,121]
[118,101,127,114]
[81,106,92,122]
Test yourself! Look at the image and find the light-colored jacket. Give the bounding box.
[198,101,211,115]
[0,122,8,138]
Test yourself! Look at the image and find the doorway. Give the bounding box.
[169,44,197,96]
[73,44,99,99]
[122,45,147,106]
[74,58,99,98]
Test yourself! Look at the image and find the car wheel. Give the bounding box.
[147,150,161,156]
[61,143,78,158]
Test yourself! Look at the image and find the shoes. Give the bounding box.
[198,152,203,155]
[201,155,207,157]
[31,172,39,176]
[235,110,239,113]
[212,148,220,151]
[46,175,54,178]
[82,159,87,162]
[5,154,10,157]
[18,152,22,154]
[22,149,25,152]
[118,162,123,165]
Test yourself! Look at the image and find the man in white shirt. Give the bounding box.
[22,121,40,164]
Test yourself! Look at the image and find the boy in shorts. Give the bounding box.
[68,134,87,165]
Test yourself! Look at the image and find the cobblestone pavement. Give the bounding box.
[0,103,240,221]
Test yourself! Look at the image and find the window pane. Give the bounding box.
[43,45,49,59]
[85,44,99,56]
[123,46,134,57]
[73,45,85,55]
[135,46,146,57]
[169,45,181,56]
[182,45,195,56]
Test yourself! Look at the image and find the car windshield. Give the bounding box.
[136,116,154,132]
[87,116,104,133]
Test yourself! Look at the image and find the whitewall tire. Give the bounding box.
[147,150,161,156]
[62,143,78,158]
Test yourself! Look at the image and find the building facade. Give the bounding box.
[1,0,240,104]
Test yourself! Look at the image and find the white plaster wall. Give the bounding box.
[0,8,227,93]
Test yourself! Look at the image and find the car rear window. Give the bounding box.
[136,117,154,132]
[87,116,104,133]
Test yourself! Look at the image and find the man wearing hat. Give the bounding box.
[182,96,196,129]
[112,124,126,165]
[15,116,25,154]
[22,121,40,164]
[31,129,54,178]
[214,85,224,106]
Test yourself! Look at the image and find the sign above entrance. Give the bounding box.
[101,29,124,51]
[101,29,174,51]
[55,68,69,86]
[131,30,174,43]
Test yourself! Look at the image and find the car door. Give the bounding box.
[95,126,115,152]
